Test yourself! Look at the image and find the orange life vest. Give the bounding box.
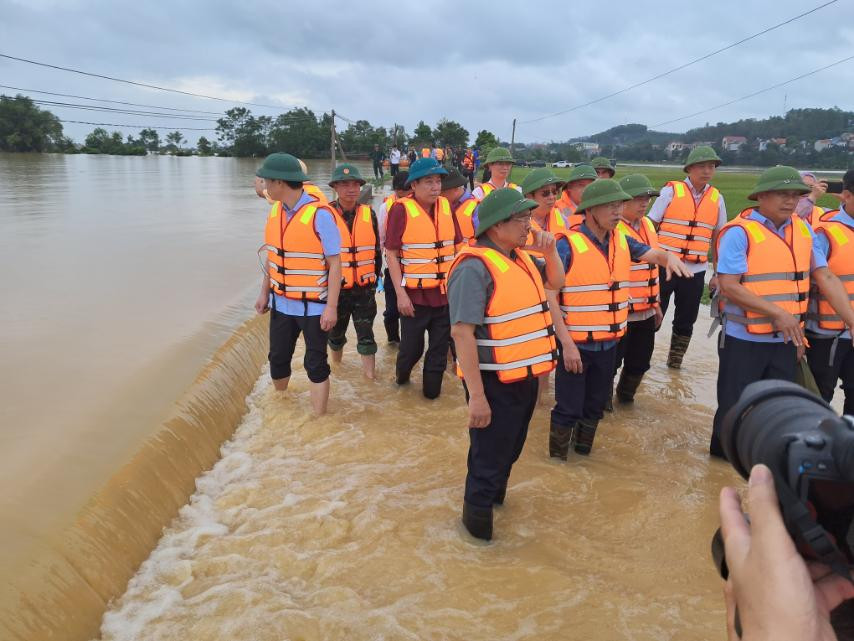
[807,205,824,227]
[304,182,328,204]
[716,210,812,335]
[449,245,557,383]
[453,197,479,248]
[808,210,854,331]
[436,147,445,161]
[462,152,474,171]
[556,192,578,216]
[560,229,631,342]
[477,181,520,201]
[617,217,660,314]
[263,199,330,301]
[658,180,720,263]
[526,207,570,259]
[421,147,431,158]
[398,196,456,292]
[332,203,377,289]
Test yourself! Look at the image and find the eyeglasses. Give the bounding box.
[508,213,533,224]
[537,188,559,197]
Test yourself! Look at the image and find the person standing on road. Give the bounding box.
[377,171,412,344]
[647,145,728,370]
[254,153,341,415]
[448,188,562,541]
[371,144,385,181]
[389,146,402,177]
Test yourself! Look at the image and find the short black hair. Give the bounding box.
[843,169,854,193]
[392,171,409,190]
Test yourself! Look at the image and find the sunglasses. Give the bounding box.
[537,188,559,197]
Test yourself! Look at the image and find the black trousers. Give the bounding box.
[390,163,399,177]
[396,304,451,378]
[806,333,854,416]
[659,270,705,337]
[551,344,616,425]
[464,373,538,508]
[268,311,330,383]
[616,315,657,376]
[382,268,401,332]
[373,161,384,179]
[711,335,797,457]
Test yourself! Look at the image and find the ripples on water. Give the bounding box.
[98,315,741,641]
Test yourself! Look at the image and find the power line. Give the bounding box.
[31,99,219,121]
[652,53,854,128]
[519,0,838,124]
[0,84,224,115]
[58,119,217,131]
[0,52,290,110]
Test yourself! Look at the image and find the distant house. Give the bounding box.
[722,135,747,151]
[758,138,786,151]
[814,139,833,152]
[665,141,687,156]
[689,141,714,150]
[571,141,600,156]
[841,132,854,142]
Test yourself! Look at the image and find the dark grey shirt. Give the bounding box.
[448,238,548,363]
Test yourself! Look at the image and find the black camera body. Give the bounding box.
[713,380,854,578]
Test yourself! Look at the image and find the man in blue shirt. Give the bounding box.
[254,153,342,415]
[805,169,854,415]
[712,166,854,458]
[547,180,692,459]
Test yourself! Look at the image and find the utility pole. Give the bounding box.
[330,109,336,169]
[510,118,517,157]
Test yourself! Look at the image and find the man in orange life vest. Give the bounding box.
[448,188,564,541]
[471,147,521,201]
[647,145,727,369]
[254,153,342,415]
[805,169,854,415]
[712,166,854,459]
[548,180,692,459]
[384,157,463,399]
[441,168,478,247]
[377,170,412,344]
[255,159,328,205]
[555,164,597,227]
[326,164,382,379]
[612,174,664,403]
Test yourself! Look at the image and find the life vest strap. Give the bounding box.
[658,242,708,257]
[566,321,627,333]
[630,263,653,271]
[476,327,554,348]
[838,274,854,282]
[482,302,549,324]
[629,296,658,304]
[661,218,715,230]
[560,302,629,313]
[282,251,326,260]
[560,281,630,293]
[659,230,712,242]
[726,312,804,326]
[742,271,808,283]
[478,352,555,372]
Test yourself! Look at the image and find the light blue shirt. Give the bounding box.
[717,209,827,343]
[269,191,341,317]
[807,205,852,339]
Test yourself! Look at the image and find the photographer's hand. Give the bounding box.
[720,464,854,641]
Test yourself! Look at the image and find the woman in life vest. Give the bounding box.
[448,188,564,541]
[471,147,521,201]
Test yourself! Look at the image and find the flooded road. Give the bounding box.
[96,314,742,641]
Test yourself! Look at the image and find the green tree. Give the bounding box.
[138,128,160,152]
[339,119,389,154]
[166,131,185,150]
[267,108,326,158]
[215,107,269,157]
[413,120,433,144]
[474,129,498,150]
[196,136,213,155]
[0,94,65,152]
[81,127,145,155]
[433,118,469,149]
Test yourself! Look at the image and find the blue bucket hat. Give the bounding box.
[406,157,448,186]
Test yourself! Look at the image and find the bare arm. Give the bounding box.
[386,248,414,316]
[319,254,342,331]
[451,323,491,428]
[718,273,805,346]
[639,248,693,280]
[255,272,270,314]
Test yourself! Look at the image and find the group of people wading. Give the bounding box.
[255,149,854,542]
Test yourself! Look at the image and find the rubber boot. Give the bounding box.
[462,501,493,541]
[493,481,507,506]
[667,333,691,369]
[574,419,599,455]
[604,379,614,412]
[616,371,645,403]
[395,370,410,386]
[422,371,444,400]
[549,420,575,461]
[384,318,400,344]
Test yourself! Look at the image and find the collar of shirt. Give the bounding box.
[621,216,643,232]
[332,200,358,218]
[453,192,475,210]
[475,235,522,260]
[746,208,796,238]
[683,177,709,202]
[282,190,315,218]
[831,205,853,227]
[578,222,610,254]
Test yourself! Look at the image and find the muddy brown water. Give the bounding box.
[4,153,838,641]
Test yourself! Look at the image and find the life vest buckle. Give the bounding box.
[608,282,621,291]
[607,303,622,312]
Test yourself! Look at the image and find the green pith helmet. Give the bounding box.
[577,179,632,213]
[406,157,448,185]
[484,147,515,165]
[748,165,811,201]
[618,174,660,198]
[565,164,598,185]
[683,146,722,172]
[328,163,366,187]
[591,156,615,177]
[256,152,309,182]
[476,188,538,236]
[520,167,565,195]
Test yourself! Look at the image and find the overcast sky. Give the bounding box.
[1,0,852,146]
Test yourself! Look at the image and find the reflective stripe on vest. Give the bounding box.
[617,217,660,313]
[658,180,720,263]
[716,210,812,334]
[808,211,854,330]
[398,196,456,291]
[264,201,329,301]
[333,204,377,289]
[449,246,557,383]
[560,229,631,342]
